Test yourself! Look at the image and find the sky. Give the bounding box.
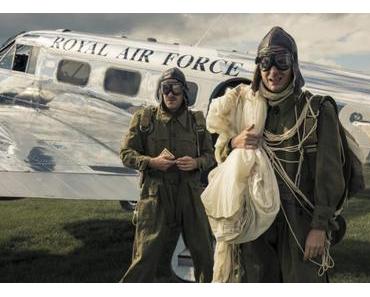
[0,13,370,74]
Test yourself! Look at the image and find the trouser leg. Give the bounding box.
[156,226,181,282]
[279,202,328,283]
[239,219,281,282]
[181,182,214,283]
[239,204,328,283]
[121,195,168,283]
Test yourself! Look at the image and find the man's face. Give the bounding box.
[161,79,184,112]
[261,66,292,93]
[259,51,293,92]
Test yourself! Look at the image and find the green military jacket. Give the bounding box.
[120,105,215,178]
[263,91,345,231]
[217,90,345,231]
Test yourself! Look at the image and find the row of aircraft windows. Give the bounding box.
[56,59,142,97]
[57,59,199,105]
[0,43,199,105]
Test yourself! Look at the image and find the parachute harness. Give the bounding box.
[263,93,334,276]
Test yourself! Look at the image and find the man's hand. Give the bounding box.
[231,124,262,150]
[148,155,175,171]
[176,156,198,171]
[304,229,327,261]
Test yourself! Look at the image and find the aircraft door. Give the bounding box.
[207,77,252,141]
[208,78,251,105]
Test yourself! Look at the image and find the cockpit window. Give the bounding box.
[12,44,33,72]
[0,43,39,74]
[104,68,141,96]
[0,44,16,70]
[57,59,91,86]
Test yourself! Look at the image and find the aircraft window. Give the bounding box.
[187,81,198,106]
[57,59,91,86]
[0,44,16,70]
[104,68,141,96]
[12,44,33,72]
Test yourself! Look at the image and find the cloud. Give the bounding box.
[0,13,369,71]
[168,14,370,60]
[103,14,370,66]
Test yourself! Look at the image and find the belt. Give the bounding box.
[146,169,199,183]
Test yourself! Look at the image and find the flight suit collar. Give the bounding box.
[157,105,188,129]
[268,91,301,115]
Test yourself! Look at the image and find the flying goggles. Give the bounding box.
[160,82,184,95]
[256,52,293,71]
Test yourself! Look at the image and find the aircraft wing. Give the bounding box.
[0,93,140,201]
[301,64,370,187]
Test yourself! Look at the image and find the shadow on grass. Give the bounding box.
[0,218,134,282]
[1,219,369,282]
[0,218,179,282]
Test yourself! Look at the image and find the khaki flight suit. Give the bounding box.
[221,91,345,282]
[120,105,215,283]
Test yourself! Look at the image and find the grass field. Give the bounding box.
[0,199,134,282]
[329,192,370,282]
[0,194,369,282]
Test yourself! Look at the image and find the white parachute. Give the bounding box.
[201,84,280,282]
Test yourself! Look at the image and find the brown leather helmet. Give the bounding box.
[156,67,189,104]
[251,26,305,93]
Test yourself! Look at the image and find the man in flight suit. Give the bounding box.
[220,27,345,282]
[120,67,215,282]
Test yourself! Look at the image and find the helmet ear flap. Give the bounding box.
[156,81,162,102]
[183,90,189,106]
[292,59,305,92]
[251,64,261,93]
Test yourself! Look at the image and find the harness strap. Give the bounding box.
[264,93,318,212]
[263,91,336,275]
[191,110,206,158]
[139,106,155,133]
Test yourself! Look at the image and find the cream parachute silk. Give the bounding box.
[201,84,280,282]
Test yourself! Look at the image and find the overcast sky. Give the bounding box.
[1,13,370,74]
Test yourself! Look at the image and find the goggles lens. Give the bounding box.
[161,82,183,95]
[259,53,292,71]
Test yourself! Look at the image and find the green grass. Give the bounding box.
[329,193,370,282]
[0,199,135,282]
[0,195,369,282]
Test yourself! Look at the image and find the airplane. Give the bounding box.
[0,29,369,282]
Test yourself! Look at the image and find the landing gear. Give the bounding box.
[119,201,137,211]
